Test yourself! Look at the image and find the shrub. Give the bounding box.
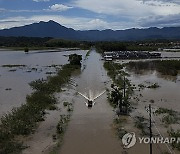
[24,47,29,53]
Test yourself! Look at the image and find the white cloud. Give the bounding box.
[0,4,72,13]
[139,13,180,27]
[0,8,6,12]
[1,0,180,30]
[0,0,180,30]
[0,0,180,31]
[0,17,35,29]
[73,0,146,16]
[73,0,180,16]
[140,0,180,5]
[33,0,50,2]
[87,19,108,29]
[0,13,179,30]
[0,15,137,30]
[49,4,73,11]
[70,0,180,29]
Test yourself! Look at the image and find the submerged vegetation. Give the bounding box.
[51,102,74,153]
[104,62,135,144]
[113,117,127,139]
[134,116,149,135]
[85,50,91,58]
[168,129,180,151]
[2,64,26,68]
[104,62,133,115]
[50,114,72,154]
[24,47,29,53]
[56,115,71,135]
[155,107,180,125]
[126,60,180,76]
[147,83,160,89]
[0,54,82,153]
[69,54,82,66]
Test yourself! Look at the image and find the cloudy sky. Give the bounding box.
[0,0,179,30]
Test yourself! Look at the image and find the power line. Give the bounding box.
[109,61,175,154]
[149,104,153,154]
[151,114,174,154]
[146,107,174,154]
[154,142,164,153]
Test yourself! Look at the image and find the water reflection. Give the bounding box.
[60,49,122,154]
[0,49,87,117]
[127,68,180,111]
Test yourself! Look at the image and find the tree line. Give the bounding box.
[0,36,179,52]
[0,37,92,50]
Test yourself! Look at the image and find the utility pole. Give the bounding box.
[123,76,127,114]
[123,76,126,98]
[149,104,153,154]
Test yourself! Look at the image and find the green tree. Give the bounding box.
[68,54,82,66]
[24,47,29,53]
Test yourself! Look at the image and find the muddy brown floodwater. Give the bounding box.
[0,49,86,117]
[125,67,180,154]
[60,49,123,154]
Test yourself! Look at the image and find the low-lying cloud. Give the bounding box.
[33,0,50,2]
[49,4,73,11]
[139,14,180,27]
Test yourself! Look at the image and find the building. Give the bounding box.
[104,52,113,61]
[103,51,161,60]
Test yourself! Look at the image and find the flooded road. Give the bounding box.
[125,67,180,154]
[60,50,122,154]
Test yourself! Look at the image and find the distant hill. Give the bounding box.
[0,20,179,41]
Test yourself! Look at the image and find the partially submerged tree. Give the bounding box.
[24,47,29,53]
[110,83,130,115]
[69,54,82,66]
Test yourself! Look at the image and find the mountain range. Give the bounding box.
[0,20,179,41]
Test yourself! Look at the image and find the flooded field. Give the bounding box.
[111,54,180,154]
[1,48,180,154]
[0,48,124,154]
[0,49,87,117]
[128,70,180,111]
[125,63,180,153]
